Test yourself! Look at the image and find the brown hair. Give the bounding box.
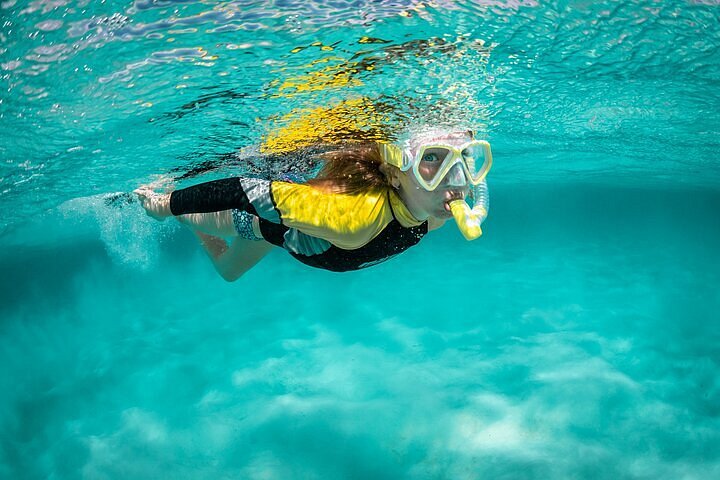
[306,142,392,194]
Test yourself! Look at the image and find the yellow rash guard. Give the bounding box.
[270,181,422,249]
[168,177,430,272]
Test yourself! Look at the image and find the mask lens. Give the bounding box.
[417,146,453,182]
[461,143,488,180]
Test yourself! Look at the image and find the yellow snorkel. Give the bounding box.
[448,145,492,241]
[448,200,486,240]
[380,137,492,241]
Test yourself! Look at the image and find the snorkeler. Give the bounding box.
[135,130,492,280]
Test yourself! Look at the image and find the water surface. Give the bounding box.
[1,1,719,478]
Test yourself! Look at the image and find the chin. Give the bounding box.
[435,208,454,219]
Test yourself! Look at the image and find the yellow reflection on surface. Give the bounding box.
[262,98,391,154]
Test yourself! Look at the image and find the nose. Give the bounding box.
[443,163,467,187]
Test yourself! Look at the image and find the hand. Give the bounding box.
[134,186,172,221]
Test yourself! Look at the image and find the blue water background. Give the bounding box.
[1,1,720,478]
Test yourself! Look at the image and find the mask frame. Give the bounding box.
[380,140,493,192]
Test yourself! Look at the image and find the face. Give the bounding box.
[395,131,473,220]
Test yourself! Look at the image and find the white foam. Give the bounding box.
[58,192,178,270]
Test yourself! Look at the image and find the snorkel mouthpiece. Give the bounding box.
[449,199,485,240]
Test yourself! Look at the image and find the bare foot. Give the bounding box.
[134,186,172,220]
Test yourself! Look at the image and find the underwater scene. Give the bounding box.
[1,0,719,478]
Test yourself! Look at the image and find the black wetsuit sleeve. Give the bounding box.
[169,178,258,216]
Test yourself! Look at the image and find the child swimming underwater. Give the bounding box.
[136,130,492,280]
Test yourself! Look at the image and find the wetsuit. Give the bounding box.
[169,178,428,272]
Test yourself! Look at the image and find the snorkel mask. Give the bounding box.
[380,131,493,240]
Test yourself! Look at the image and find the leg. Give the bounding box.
[135,188,172,220]
[193,230,273,282]
[177,210,238,237]
[135,185,272,280]
[135,186,237,237]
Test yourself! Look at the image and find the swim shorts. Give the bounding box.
[231,209,262,241]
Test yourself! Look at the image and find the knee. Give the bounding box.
[219,269,241,282]
[218,265,247,282]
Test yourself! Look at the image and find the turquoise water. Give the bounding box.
[2,1,720,478]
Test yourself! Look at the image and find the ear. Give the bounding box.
[380,163,401,188]
[391,174,401,189]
